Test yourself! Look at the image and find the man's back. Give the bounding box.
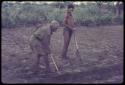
[29,25,51,55]
[33,25,51,41]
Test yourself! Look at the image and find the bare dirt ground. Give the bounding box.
[2,25,123,84]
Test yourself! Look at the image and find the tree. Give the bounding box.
[115,2,123,17]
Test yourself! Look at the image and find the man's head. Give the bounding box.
[67,4,75,12]
[50,20,60,32]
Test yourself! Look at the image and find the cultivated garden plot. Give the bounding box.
[2,25,123,84]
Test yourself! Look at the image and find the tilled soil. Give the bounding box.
[1,25,123,84]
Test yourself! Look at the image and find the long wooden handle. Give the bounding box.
[73,31,83,65]
[74,31,79,50]
[50,54,60,74]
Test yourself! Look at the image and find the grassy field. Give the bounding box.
[2,25,123,84]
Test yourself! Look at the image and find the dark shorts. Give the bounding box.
[63,27,73,36]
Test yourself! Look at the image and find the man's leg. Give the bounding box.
[32,54,41,73]
[62,29,70,59]
[29,38,43,74]
[43,54,51,74]
[62,28,72,59]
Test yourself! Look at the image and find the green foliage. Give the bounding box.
[2,2,123,28]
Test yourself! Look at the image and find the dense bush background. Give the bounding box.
[2,1,123,28]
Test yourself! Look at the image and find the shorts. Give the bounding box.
[63,27,73,36]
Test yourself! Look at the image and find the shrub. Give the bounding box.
[2,2,123,28]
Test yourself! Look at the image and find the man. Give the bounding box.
[29,20,60,74]
[62,4,75,59]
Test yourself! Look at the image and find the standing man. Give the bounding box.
[29,20,60,74]
[62,4,75,59]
